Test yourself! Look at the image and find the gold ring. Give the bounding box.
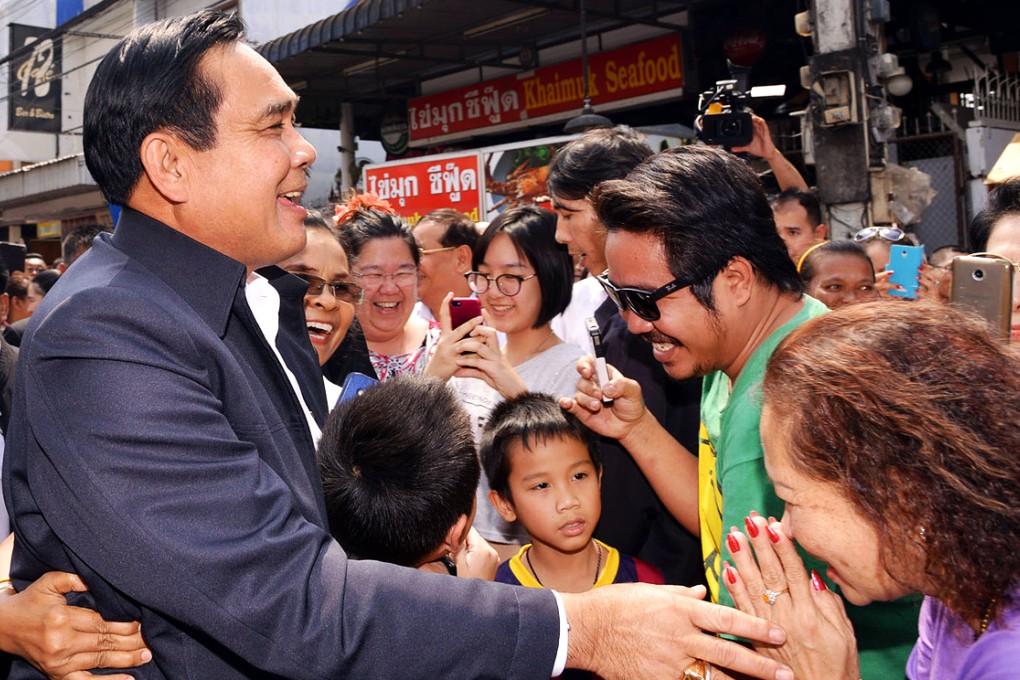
[682,659,713,680]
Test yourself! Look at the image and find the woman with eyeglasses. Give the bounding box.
[723,301,1020,680]
[277,211,363,405]
[333,196,441,381]
[444,205,583,552]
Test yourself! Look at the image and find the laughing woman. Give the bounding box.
[334,195,440,381]
[278,210,361,405]
[724,301,1020,680]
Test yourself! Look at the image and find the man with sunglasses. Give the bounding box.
[565,145,920,680]
[547,126,705,589]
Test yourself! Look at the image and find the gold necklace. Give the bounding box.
[525,540,602,588]
[526,328,556,358]
[976,598,997,639]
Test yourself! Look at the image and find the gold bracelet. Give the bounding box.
[0,578,14,594]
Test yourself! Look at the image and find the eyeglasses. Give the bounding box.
[853,226,905,243]
[465,271,537,297]
[968,252,1020,272]
[352,270,419,290]
[595,269,694,322]
[417,245,457,257]
[291,273,364,304]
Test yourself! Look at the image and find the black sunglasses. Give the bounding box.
[291,272,364,304]
[595,270,693,321]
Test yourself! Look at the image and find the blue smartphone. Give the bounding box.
[338,371,379,404]
[887,245,924,299]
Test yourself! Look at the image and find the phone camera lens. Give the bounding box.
[972,269,985,281]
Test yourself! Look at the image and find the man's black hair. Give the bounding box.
[547,125,653,201]
[418,208,478,250]
[31,269,61,295]
[62,224,112,265]
[24,253,46,262]
[83,11,245,206]
[317,375,479,567]
[772,188,823,228]
[481,392,600,503]
[594,146,803,311]
[473,205,572,328]
[0,258,9,295]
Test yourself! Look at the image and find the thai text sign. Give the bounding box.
[408,34,682,143]
[8,24,61,133]
[363,152,481,225]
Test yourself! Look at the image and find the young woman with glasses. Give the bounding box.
[441,205,583,554]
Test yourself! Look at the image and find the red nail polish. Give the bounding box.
[727,532,740,554]
[744,516,759,538]
[766,524,781,544]
[724,563,738,585]
[811,570,828,591]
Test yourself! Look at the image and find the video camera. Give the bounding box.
[696,79,754,148]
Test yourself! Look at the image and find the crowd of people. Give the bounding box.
[0,8,1016,680]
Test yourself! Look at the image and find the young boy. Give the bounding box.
[481,393,663,591]
[317,375,497,578]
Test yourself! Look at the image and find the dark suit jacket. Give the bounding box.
[0,335,17,435]
[3,208,558,679]
[2,319,26,348]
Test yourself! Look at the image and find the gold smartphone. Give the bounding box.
[950,256,1014,341]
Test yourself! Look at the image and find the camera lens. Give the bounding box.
[721,119,743,137]
[972,269,985,281]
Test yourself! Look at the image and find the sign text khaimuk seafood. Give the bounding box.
[408,34,683,144]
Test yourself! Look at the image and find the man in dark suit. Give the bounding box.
[2,11,790,680]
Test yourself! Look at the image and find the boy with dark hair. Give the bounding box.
[481,392,662,591]
[318,375,497,577]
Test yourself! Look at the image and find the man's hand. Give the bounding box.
[562,584,793,679]
[559,356,649,444]
[730,115,808,192]
[0,571,152,679]
[731,114,778,162]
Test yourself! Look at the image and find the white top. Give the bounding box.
[550,277,608,353]
[245,272,321,445]
[451,341,585,544]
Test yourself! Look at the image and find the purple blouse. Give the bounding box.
[907,588,1020,679]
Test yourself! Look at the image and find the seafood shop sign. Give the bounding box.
[408,34,683,145]
[363,152,483,225]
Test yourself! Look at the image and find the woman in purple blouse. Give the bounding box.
[723,301,1020,680]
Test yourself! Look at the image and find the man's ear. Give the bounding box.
[441,513,472,554]
[719,256,755,307]
[814,223,828,240]
[0,293,9,324]
[138,131,189,203]
[454,244,473,274]
[488,490,517,523]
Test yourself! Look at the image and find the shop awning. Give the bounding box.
[257,0,687,131]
